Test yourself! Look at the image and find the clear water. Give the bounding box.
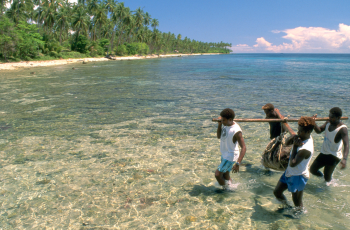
[0,54,349,229]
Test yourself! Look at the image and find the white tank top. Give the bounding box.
[321,123,347,159]
[220,123,242,162]
[285,136,313,178]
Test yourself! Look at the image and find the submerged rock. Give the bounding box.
[36,179,51,185]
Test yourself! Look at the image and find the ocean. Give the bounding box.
[0,53,349,229]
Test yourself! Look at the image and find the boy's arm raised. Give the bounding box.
[312,114,327,134]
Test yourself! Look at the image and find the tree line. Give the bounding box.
[0,0,232,62]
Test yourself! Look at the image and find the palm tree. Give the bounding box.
[1,0,232,59]
[134,7,144,29]
[0,0,9,16]
[105,0,117,54]
[113,2,128,49]
[122,8,134,43]
[152,28,160,53]
[143,11,151,27]
[104,0,116,13]
[42,2,56,35]
[6,0,33,24]
[176,34,182,51]
[55,2,70,44]
[92,3,107,40]
[72,5,90,49]
[143,27,152,46]
[151,18,158,31]
[87,0,98,15]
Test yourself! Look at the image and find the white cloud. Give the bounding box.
[231,23,350,53]
[230,44,255,52]
[253,37,272,48]
[271,30,281,34]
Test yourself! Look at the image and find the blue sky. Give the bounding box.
[65,1,350,53]
[121,0,350,53]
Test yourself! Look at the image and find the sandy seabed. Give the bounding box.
[0,53,220,71]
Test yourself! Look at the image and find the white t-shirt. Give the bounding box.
[220,123,242,162]
[321,123,347,159]
[285,136,314,178]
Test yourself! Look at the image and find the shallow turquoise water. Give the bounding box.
[0,54,349,229]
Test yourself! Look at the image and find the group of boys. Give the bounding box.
[214,105,349,209]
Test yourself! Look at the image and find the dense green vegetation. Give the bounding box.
[0,0,231,62]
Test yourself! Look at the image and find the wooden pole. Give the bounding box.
[212,117,348,122]
[212,109,349,136]
[274,109,296,135]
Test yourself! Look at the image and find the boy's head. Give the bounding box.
[220,108,235,120]
[297,117,315,138]
[329,107,342,124]
[262,103,274,111]
[262,103,275,117]
[329,107,342,118]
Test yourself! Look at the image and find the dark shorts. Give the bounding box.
[313,153,341,167]
[280,172,308,193]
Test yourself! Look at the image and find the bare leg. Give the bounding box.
[323,164,338,182]
[273,181,288,204]
[291,190,304,207]
[310,159,325,178]
[215,169,226,186]
[223,171,231,181]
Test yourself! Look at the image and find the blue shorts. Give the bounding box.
[218,157,235,173]
[279,172,308,193]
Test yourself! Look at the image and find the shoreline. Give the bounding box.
[0,53,221,71]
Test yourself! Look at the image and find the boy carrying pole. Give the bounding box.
[310,107,349,182]
[273,117,315,209]
[214,108,246,190]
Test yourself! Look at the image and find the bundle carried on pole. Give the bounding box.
[261,133,292,171]
[261,108,294,171]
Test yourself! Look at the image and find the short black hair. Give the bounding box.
[330,107,342,118]
[298,117,315,133]
[220,108,235,120]
[262,103,274,110]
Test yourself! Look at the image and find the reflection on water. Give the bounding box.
[0,54,350,229]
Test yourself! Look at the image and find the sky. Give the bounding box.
[42,0,350,53]
[116,0,350,53]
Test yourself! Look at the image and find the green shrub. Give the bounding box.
[61,51,88,59]
[14,21,44,59]
[45,41,62,53]
[125,42,149,55]
[99,39,110,53]
[139,43,149,55]
[72,35,90,54]
[61,41,71,50]
[23,56,32,61]
[115,44,127,56]
[126,43,138,55]
[89,41,105,57]
[49,51,57,57]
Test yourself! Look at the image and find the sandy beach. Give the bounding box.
[0,53,220,71]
